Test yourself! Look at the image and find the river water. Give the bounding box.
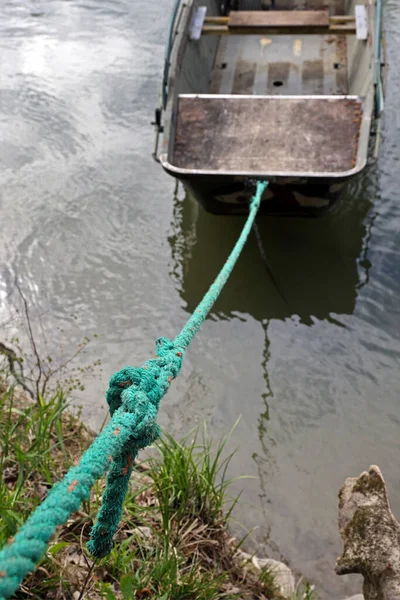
[0,1,399,597]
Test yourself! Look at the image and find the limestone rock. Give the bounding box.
[252,557,296,598]
[235,549,253,564]
[336,465,400,600]
[131,526,152,542]
[234,550,295,598]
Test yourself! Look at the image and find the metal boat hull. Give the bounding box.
[154,0,384,217]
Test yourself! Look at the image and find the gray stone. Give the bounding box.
[252,557,295,598]
[235,549,253,564]
[342,596,364,600]
[336,465,400,600]
[131,526,152,541]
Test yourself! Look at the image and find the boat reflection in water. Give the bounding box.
[169,177,375,324]
[167,170,378,597]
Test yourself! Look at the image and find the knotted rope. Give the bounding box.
[0,181,268,600]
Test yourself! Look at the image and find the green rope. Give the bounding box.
[0,180,268,600]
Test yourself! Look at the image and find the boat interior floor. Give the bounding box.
[209,33,348,96]
[172,95,362,174]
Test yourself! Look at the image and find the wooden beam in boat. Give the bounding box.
[202,24,356,34]
[202,10,356,35]
[204,16,229,25]
[202,11,357,35]
[203,15,357,26]
[228,10,330,30]
[202,25,231,34]
[329,23,356,33]
[330,15,356,22]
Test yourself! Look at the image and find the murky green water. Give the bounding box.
[1,1,399,597]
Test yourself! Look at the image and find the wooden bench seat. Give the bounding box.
[228,10,330,30]
[172,94,362,174]
[202,9,356,35]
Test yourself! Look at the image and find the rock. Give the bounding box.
[131,526,152,541]
[235,549,253,564]
[234,549,295,598]
[342,596,364,600]
[252,557,295,598]
[336,465,400,600]
[222,583,242,595]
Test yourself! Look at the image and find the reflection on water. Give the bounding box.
[169,172,376,429]
[168,171,379,597]
[169,178,375,324]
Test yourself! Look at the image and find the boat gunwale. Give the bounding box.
[159,153,367,180]
[160,154,368,180]
[178,93,361,101]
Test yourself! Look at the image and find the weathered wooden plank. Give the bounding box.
[202,22,356,35]
[172,95,362,174]
[228,10,330,28]
[330,15,356,22]
[204,16,229,24]
[266,0,345,13]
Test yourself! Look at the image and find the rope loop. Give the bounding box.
[86,338,185,558]
[106,338,184,417]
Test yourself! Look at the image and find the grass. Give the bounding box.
[0,360,293,600]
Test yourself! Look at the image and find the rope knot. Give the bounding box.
[106,339,184,418]
[87,338,185,558]
[106,366,142,416]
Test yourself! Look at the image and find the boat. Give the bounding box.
[153,0,385,217]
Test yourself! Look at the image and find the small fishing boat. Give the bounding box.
[153,0,385,216]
